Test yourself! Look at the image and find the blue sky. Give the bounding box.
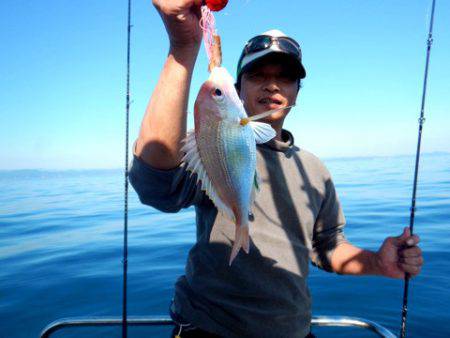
[1,0,448,169]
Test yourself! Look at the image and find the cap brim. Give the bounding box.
[240,49,306,79]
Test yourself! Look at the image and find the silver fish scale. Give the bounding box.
[196,119,256,224]
[196,120,232,206]
[220,121,256,212]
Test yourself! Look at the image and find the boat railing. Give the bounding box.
[40,315,396,338]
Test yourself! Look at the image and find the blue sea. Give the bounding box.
[1,153,449,338]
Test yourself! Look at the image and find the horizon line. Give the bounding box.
[1,151,448,172]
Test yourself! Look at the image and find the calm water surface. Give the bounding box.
[1,153,449,337]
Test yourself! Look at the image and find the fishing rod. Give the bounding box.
[400,0,436,337]
[118,2,225,337]
[122,0,132,337]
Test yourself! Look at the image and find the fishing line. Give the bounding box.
[400,0,436,337]
[199,4,222,71]
[199,6,216,62]
[122,0,132,337]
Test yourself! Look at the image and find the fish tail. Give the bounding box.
[229,224,250,266]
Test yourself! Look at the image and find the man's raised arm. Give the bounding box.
[134,0,202,170]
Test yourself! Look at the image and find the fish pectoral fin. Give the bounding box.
[254,170,260,191]
[249,171,260,206]
[248,121,276,144]
[229,225,250,266]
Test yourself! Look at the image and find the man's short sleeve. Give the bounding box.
[310,175,347,272]
[129,154,204,213]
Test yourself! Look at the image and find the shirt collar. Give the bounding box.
[258,129,294,153]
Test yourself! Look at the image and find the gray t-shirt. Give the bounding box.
[129,129,347,338]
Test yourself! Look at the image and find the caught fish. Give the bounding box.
[181,66,276,265]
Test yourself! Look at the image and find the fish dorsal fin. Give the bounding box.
[248,121,276,144]
[181,131,235,222]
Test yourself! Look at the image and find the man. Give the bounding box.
[129,1,423,337]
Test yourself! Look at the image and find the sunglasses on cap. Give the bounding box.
[243,35,302,59]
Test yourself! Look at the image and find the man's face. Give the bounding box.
[238,57,299,126]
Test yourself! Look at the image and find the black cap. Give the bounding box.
[236,29,306,85]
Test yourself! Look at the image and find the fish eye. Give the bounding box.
[213,88,222,97]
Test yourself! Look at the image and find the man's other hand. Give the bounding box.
[376,227,423,279]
